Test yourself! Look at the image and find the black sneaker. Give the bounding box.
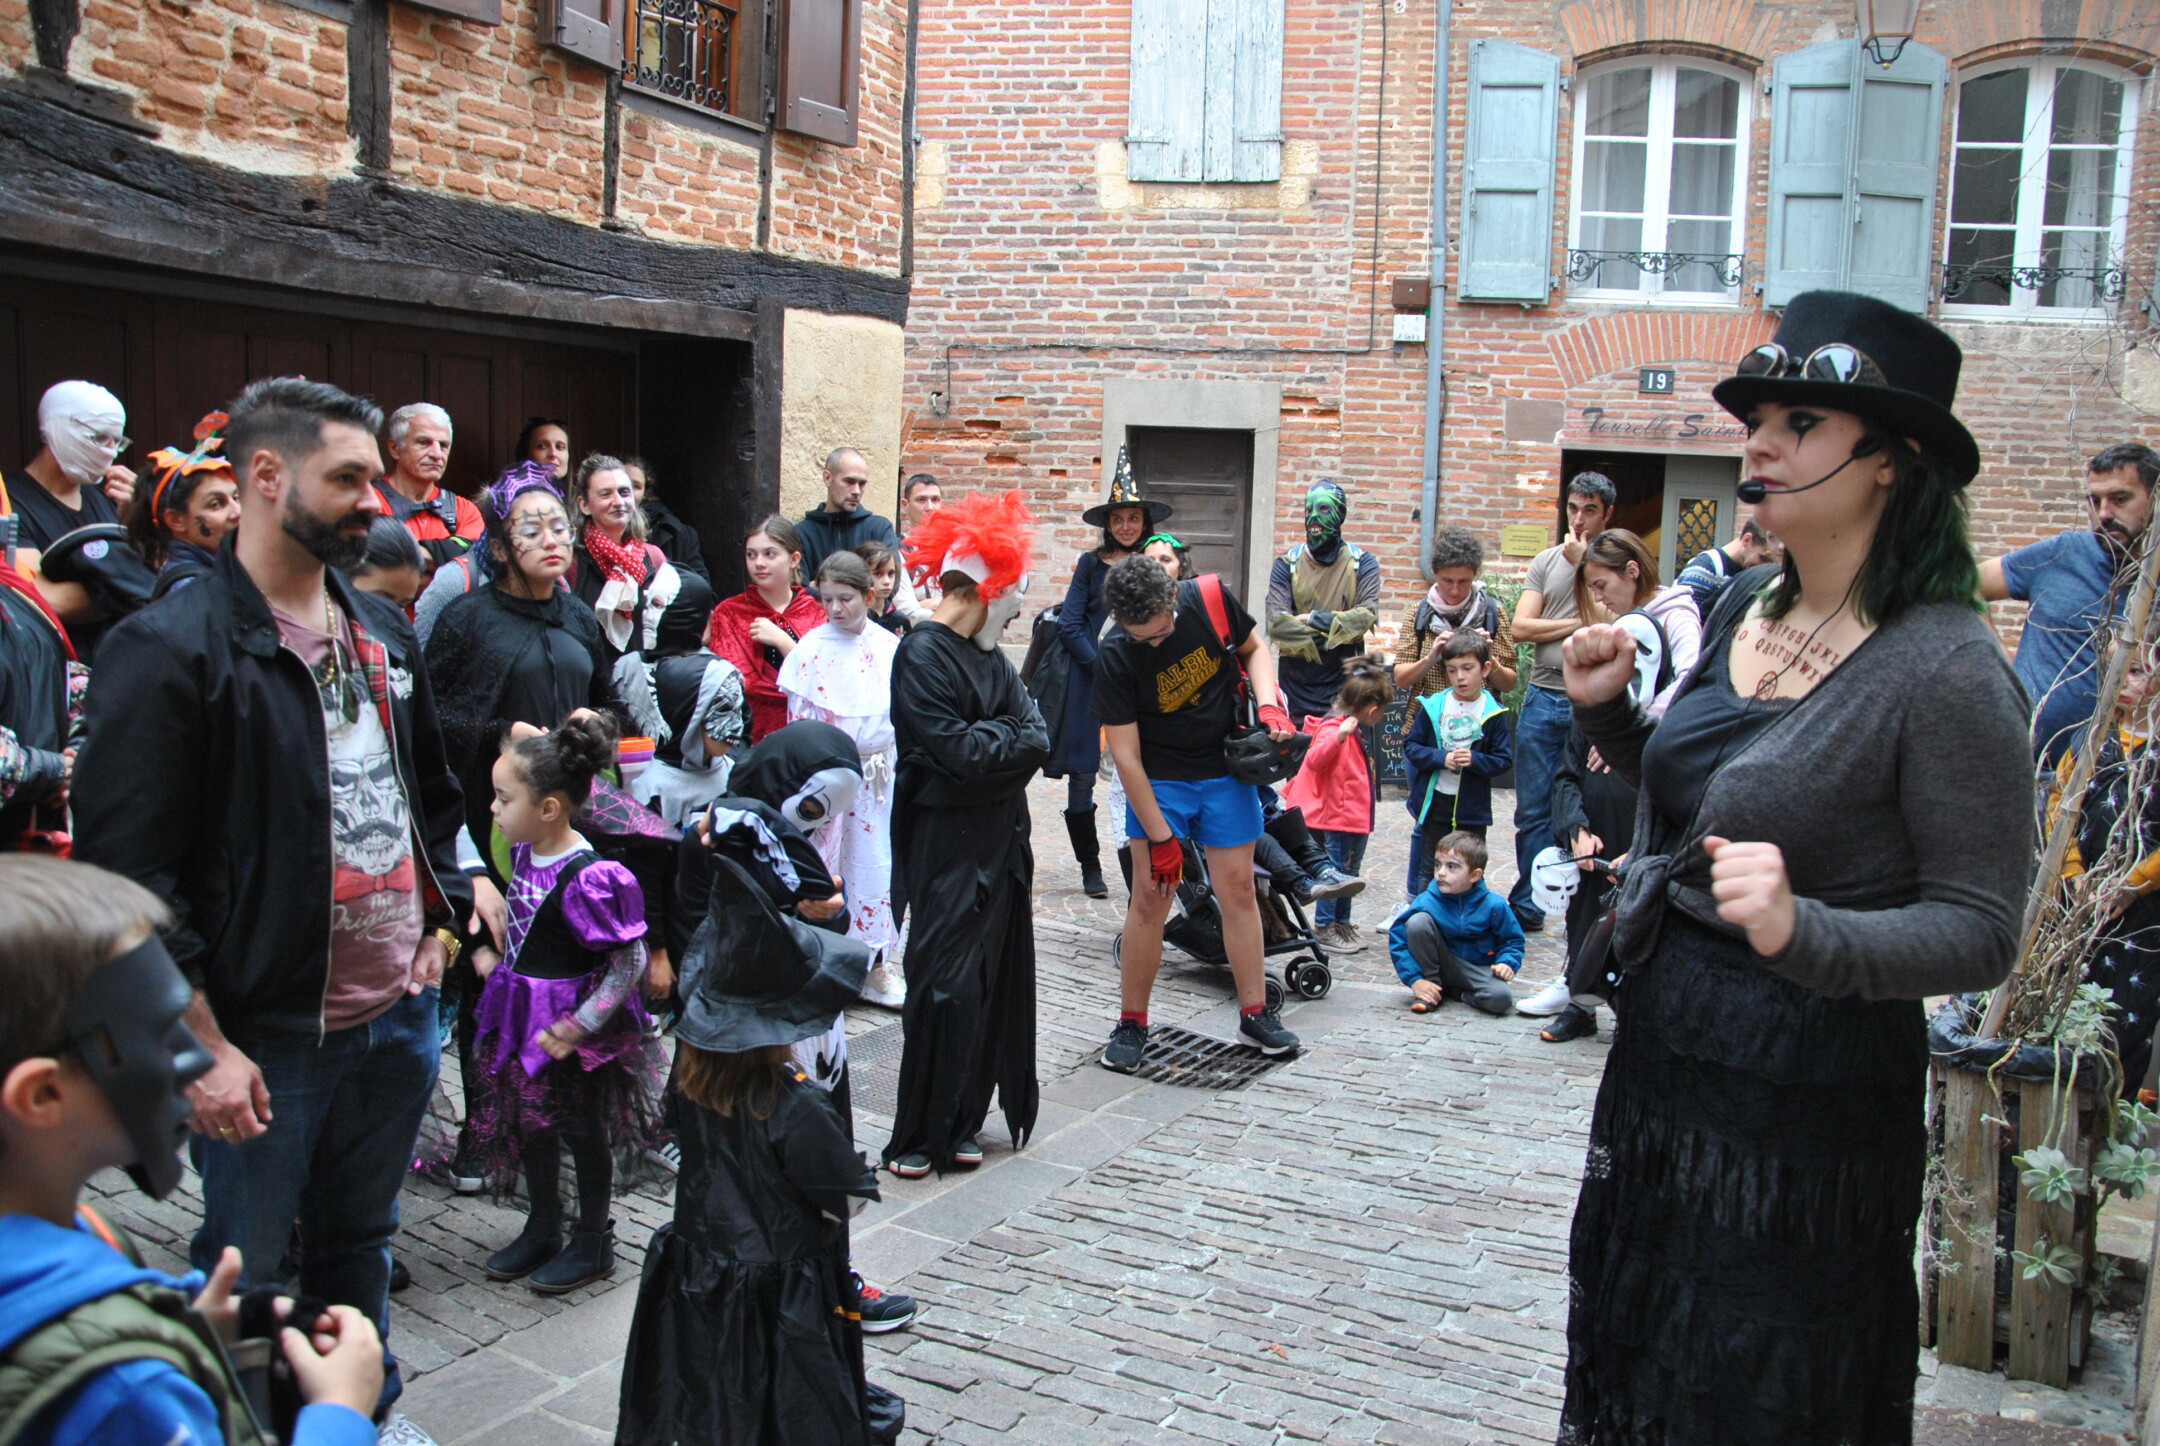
[1100,1018,1148,1073]
[853,1272,919,1333]
[1239,1006,1300,1056]
[1541,1003,1599,1043]
[1308,865,1366,900]
[448,1134,485,1195]
[389,1257,412,1294]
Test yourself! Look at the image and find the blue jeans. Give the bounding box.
[1509,686,1572,923]
[1313,830,1369,926]
[190,988,441,1411]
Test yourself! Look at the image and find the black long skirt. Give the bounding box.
[1560,911,1927,1446]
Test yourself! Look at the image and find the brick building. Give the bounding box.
[901,0,2160,621]
[0,0,914,588]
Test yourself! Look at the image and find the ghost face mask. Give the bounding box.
[38,381,128,490]
[57,935,213,1199]
[974,573,1030,653]
[782,765,861,831]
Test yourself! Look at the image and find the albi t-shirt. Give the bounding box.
[1092,577,1255,782]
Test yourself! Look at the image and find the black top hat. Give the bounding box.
[1083,447,1174,528]
[1711,290,1981,485]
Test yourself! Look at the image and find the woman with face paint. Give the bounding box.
[778,551,903,1008]
[132,413,242,600]
[707,514,827,743]
[568,454,677,662]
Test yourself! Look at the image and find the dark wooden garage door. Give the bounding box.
[0,277,637,499]
[1125,426,1254,590]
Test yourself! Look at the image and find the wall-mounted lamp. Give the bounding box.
[1859,0,1919,67]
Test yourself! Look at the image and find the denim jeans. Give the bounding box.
[1313,829,1370,927]
[190,988,440,1411]
[1509,685,1573,923]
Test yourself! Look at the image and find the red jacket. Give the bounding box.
[707,587,826,740]
[1280,713,1373,834]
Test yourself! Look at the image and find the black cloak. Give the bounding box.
[881,621,1051,1171]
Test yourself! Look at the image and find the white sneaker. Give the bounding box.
[1518,979,1573,1017]
[377,1413,440,1446]
[860,963,906,1009]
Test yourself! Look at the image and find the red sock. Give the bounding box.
[1240,1004,1265,1019]
[1120,1010,1148,1028]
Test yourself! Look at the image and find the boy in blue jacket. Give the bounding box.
[0,855,383,1446]
[1387,832,1523,1017]
[1401,632,1514,899]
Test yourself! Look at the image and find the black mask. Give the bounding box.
[58,936,212,1199]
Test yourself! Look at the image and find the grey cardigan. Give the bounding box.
[1578,578,2035,1002]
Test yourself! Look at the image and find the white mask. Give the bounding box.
[782,765,862,831]
[38,381,127,489]
[974,572,1030,652]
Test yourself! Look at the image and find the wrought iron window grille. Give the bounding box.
[1936,262,2128,304]
[1565,249,1746,289]
[625,0,737,116]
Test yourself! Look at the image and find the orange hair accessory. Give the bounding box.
[902,489,1035,600]
[145,411,232,523]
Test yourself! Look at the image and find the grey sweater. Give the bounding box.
[1579,591,2035,1002]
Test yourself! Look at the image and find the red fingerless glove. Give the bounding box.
[1148,836,1184,888]
[1256,704,1294,735]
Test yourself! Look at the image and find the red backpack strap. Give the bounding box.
[1196,574,1233,649]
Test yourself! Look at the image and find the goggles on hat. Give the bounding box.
[1732,342,1889,390]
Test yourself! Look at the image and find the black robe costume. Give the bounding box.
[882,620,1051,1171]
[0,578,71,848]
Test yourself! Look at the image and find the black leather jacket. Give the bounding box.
[74,544,471,1043]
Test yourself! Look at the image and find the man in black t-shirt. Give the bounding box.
[1093,555,1301,1071]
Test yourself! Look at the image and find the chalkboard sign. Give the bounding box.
[1374,701,1410,785]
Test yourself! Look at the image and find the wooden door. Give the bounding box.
[1125,425,1254,597]
[1658,454,1739,580]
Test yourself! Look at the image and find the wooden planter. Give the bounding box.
[1925,1060,2102,1388]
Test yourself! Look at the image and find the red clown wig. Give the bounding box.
[902,489,1036,600]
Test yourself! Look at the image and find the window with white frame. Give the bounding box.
[1567,58,1749,300]
[1944,61,2137,314]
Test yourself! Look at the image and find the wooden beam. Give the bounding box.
[2006,1077,2084,1387]
[1934,1065,2001,1370]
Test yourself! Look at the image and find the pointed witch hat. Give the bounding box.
[1082,446,1174,528]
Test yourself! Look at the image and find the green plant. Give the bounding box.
[2011,1237,2082,1288]
[1484,575,1535,723]
[2094,1140,2160,1199]
[2014,1146,2085,1206]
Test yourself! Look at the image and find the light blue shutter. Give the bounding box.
[1226,0,1284,182]
[1128,0,1207,181]
[1766,39,1947,310]
[1848,42,1946,312]
[1458,39,1561,303]
[1765,40,1858,305]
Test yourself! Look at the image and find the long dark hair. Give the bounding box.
[128,465,228,572]
[1758,423,1982,626]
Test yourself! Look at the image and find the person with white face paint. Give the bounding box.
[778,550,903,1007]
[5,381,138,658]
[880,490,1051,1179]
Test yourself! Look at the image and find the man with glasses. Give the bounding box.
[74,376,470,1445]
[3,380,138,659]
[1983,444,2160,761]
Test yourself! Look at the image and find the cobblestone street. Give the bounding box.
[83,777,2147,1444]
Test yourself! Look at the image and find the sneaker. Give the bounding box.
[853,1272,919,1333]
[447,1135,484,1195]
[952,1139,983,1168]
[1514,907,1547,934]
[1100,1018,1148,1074]
[644,1135,682,1176]
[1541,1004,1599,1043]
[860,963,906,1010]
[887,1152,933,1179]
[389,1257,412,1294]
[1322,921,1368,954]
[377,1412,440,1446]
[1238,1005,1300,1056]
[528,1222,616,1294]
[1308,865,1366,901]
[1387,896,1419,924]
[1518,980,1573,1017]
[1287,872,1318,907]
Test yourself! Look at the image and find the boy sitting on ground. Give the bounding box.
[0,854,383,1446]
[1386,832,1523,1017]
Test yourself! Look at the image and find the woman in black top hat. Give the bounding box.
[1556,292,2034,1445]
[1053,447,1172,898]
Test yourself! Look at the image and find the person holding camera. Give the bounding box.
[1093,554,1302,1073]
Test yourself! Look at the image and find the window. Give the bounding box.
[1126,0,1285,183]
[1568,59,1749,301]
[625,0,753,119]
[1944,61,2137,314]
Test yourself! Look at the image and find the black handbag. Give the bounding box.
[1195,573,1310,787]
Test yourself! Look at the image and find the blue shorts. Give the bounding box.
[1127,776,1264,850]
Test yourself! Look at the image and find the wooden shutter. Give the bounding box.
[1224,0,1283,182]
[401,0,501,21]
[1457,39,1560,303]
[1128,0,1208,182]
[1766,39,1946,310]
[1848,42,1946,312]
[779,0,861,145]
[544,0,619,68]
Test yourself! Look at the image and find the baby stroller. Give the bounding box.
[1112,838,1334,1010]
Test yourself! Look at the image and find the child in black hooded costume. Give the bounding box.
[620,722,904,1446]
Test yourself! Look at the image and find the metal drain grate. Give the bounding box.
[847,1021,908,1118]
[1112,1024,1290,1091]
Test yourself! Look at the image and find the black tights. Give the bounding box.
[523,1131,613,1234]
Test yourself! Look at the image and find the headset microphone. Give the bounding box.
[1735,437,1883,505]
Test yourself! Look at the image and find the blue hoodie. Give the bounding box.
[0,1213,375,1446]
[1387,877,1526,987]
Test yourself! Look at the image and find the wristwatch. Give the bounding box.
[431,926,463,968]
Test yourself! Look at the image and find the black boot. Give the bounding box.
[484,1216,564,1281]
[528,1220,615,1294]
[1066,810,1108,898]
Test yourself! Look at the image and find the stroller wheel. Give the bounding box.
[1112,931,1124,969]
[1264,978,1285,1012]
[1295,961,1332,1000]
[1282,959,1304,992]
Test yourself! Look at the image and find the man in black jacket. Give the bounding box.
[73,377,471,1426]
[795,447,901,586]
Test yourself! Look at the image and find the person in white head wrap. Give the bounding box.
[6,382,137,653]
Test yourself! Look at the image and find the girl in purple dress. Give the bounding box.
[469,713,663,1294]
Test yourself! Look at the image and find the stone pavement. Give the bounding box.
[81,774,2148,1444]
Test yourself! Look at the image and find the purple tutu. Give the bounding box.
[468,966,664,1185]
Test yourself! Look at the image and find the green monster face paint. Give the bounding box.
[1304,480,1347,555]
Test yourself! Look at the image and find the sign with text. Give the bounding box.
[1638,366,1675,394]
[1499,523,1548,557]
[1564,405,1747,446]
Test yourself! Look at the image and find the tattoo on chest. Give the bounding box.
[1735,617,1846,698]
